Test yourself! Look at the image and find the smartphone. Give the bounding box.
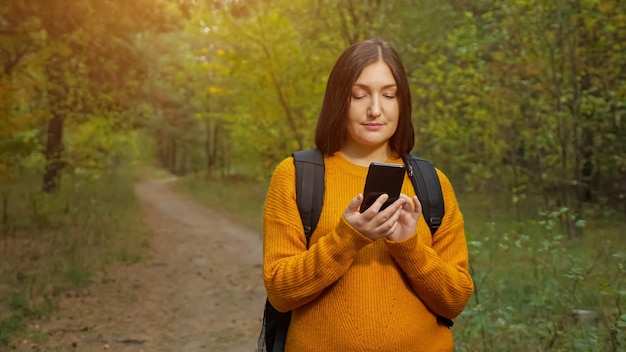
[359,162,406,213]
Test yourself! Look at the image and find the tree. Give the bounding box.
[0,0,179,191]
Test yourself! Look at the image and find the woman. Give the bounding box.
[262,38,474,351]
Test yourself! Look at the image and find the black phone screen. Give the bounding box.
[359,162,406,213]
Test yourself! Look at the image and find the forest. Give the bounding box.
[1,0,625,350]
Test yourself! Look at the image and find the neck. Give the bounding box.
[338,143,392,167]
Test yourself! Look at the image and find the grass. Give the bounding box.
[174,173,269,234]
[0,165,151,348]
[177,175,626,351]
[454,193,626,351]
[2,163,623,350]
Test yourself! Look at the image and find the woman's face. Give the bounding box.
[344,60,399,153]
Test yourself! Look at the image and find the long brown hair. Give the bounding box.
[314,38,414,155]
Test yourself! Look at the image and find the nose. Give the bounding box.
[368,97,381,118]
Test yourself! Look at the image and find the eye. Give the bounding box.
[351,87,368,100]
[383,92,396,99]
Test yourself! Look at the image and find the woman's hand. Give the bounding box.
[386,194,421,242]
[343,193,406,241]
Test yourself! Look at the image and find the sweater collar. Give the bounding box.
[327,152,404,177]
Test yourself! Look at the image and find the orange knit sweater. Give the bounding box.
[263,153,474,352]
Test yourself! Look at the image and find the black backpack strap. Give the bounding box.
[402,154,444,236]
[292,148,325,247]
[259,297,290,352]
[258,149,325,352]
[403,154,453,328]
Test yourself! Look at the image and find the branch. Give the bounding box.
[2,43,33,75]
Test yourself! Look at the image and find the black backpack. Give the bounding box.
[258,149,450,352]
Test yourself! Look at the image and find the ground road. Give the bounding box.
[19,178,267,352]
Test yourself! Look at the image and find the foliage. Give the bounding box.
[0,0,181,191]
[1,0,624,217]
[175,173,269,233]
[143,1,625,237]
[455,213,626,351]
[178,178,626,351]
[0,165,149,348]
[1,0,626,348]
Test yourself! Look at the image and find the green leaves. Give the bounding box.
[617,314,626,328]
[0,0,183,188]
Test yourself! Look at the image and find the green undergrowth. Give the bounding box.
[0,165,151,348]
[178,175,626,351]
[454,193,626,351]
[175,173,268,234]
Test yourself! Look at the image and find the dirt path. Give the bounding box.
[24,178,267,352]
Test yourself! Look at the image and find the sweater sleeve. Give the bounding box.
[384,169,474,319]
[262,157,372,313]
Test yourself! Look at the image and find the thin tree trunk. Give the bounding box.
[170,138,177,174]
[43,114,64,193]
[42,55,67,193]
[568,16,584,237]
[205,119,214,178]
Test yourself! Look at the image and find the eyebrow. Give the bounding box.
[352,83,397,89]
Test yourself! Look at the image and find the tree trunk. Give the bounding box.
[42,114,65,193]
[205,118,217,178]
[42,56,67,193]
[169,138,177,174]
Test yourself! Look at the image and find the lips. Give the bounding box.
[363,123,383,130]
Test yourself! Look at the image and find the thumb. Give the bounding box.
[413,195,422,214]
[345,194,364,215]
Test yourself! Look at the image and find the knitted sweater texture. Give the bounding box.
[263,153,474,352]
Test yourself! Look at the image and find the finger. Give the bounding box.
[367,193,389,213]
[386,221,398,236]
[350,194,364,212]
[375,197,404,221]
[385,195,407,211]
[413,195,422,214]
[379,221,398,237]
[375,215,396,235]
[376,207,401,231]
[398,194,414,211]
